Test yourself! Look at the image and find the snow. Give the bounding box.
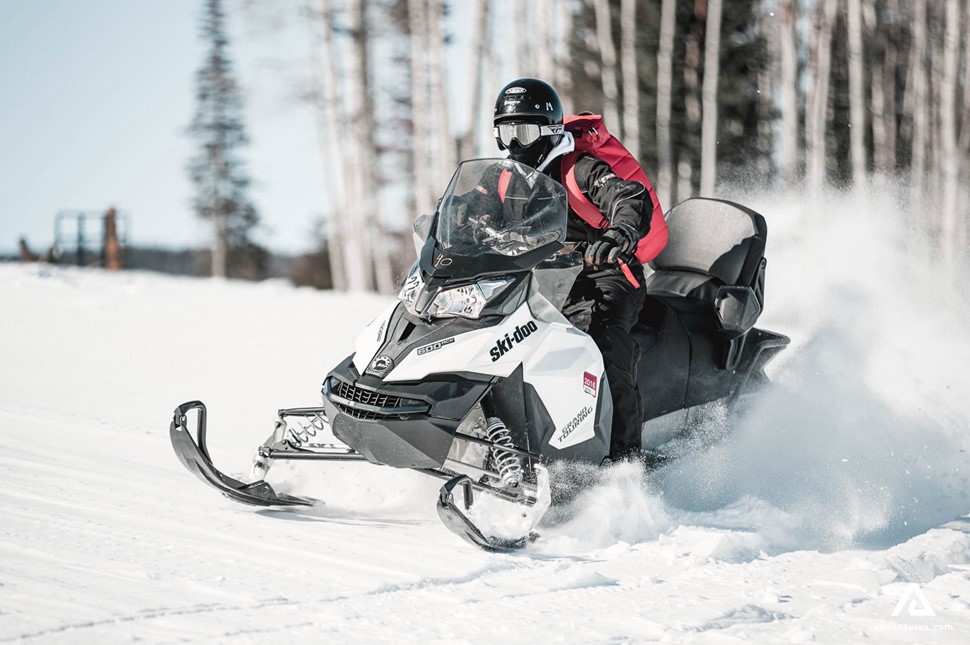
[2,189,969,642]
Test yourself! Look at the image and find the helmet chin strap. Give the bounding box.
[536,131,575,173]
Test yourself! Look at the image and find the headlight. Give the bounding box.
[428,277,514,320]
[398,266,513,320]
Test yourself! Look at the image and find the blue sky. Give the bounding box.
[0,0,515,256]
[0,0,380,255]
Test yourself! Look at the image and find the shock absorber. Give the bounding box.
[485,417,522,487]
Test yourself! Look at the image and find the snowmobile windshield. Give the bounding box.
[434,159,567,258]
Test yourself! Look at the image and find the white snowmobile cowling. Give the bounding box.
[352,299,604,451]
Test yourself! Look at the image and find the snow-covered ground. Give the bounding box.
[2,190,969,643]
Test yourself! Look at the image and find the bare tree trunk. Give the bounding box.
[593,0,619,127]
[700,0,722,196]
[516,1,532,76]
[306,0,346,290]
[212,146,228,278]
[460,0,491,161]
[883,0,899,173]
[756,6,775,180]
[847,0,867,188]
[929,5,943,207]
[680,2,705,200]
[535,0,554,81]
[961,0,970,157]
[656,0,676,207]
[483,5,500,146]
[805,0,837,198]
[907,0,928,214]
[554,0,574,114]
[620,0,639,158]
[344,0,375,291]
[355,1,393,293]
[866,0,895,187]
[409,0,434,220]
[960,0,970,255]
[940,0,961,263]
[427,0,456,193]
[926,12,946,205]
[778,0,799,187]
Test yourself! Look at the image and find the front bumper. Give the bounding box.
[322,356,491,469]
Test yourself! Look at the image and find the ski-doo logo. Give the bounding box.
[416,337,455,356]
[559,406,593,441]
[583,372,597,398]
[370,355,394,376]
[489,321,539,362]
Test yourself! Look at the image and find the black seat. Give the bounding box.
[643,198,768,367]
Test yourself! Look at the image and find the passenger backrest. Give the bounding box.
[644,198,769,361]
[650,198,766,289]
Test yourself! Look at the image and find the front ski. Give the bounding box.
[170,401,317,507]
[436,467,550,552]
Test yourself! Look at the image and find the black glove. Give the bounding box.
[584,223,639,268]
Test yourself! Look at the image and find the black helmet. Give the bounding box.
[493,78,564,168]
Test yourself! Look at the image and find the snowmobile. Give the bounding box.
[169,158,789,551]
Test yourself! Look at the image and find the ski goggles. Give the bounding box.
[493,122,564,148]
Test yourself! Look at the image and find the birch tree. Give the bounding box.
[306,0,346,290]
[700,0,723,196]
[960,0,970,253]
[356,1,394,293]
[777,0,799,187]
[805,0,838,197]
[905,0,928,211]
[866,0,897,185]
[679,5,705,200]
[592,0,619,128]
[535,0,555,81]
[554,0,574,114]
[459,0,491,160]
[516,2,533,76]
[656,0,676,207]
[756,5,776,180]
[940,0,961,262]
[427,0,456,193]
[846,0,867,188]
[343,0,375,290]
[408,0,434,219]
[620,0,639,159]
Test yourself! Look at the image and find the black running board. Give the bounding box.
[170,401,317,507]
[436,475,538,552]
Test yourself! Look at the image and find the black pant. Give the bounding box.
[562,266,645,458]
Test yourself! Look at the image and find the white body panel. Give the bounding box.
[355,294,604,451]
[523,323,603,449]
[352,302,399,375]
[384,303,550,381]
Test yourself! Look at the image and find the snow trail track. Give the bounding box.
[2,192,969,642]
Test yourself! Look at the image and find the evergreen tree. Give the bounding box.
[188,0,265,279]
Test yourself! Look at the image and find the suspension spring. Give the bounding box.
[485,417,522,487]
[283,413,327,449]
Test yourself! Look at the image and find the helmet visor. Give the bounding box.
[494,123,562,148]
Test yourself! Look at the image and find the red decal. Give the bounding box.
[583,371,598,397]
